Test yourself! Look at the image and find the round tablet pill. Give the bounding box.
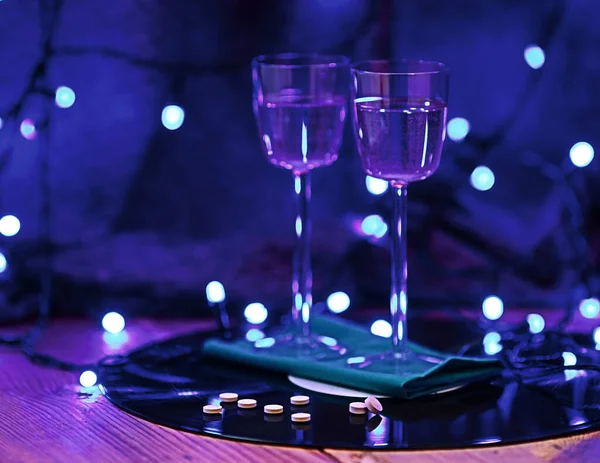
[237,399,257,409]
[290,395,310,405]
[219,392,238,403]
[364,396,383,414]
[264,404,284,415]
[291,412,311,423]
[203,404,223,414]
[349,402,367,415]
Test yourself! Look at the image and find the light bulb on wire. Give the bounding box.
[447,117,470,142]
[524,45,545,69]
[20,119,36,140]
[0,215,20,237]
[102,312,125,334]
[569,142,594,168]
[161,105,185,130]
[55,86,76,108]
[79,370,97,388]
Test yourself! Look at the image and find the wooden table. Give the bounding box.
[1,319,598,463]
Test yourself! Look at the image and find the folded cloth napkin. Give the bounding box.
[203,316,503,399]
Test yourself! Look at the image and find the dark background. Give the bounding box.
[0,0,598,320]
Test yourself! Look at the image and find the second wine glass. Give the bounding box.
[350,59,449,373]
[251,53,350,359]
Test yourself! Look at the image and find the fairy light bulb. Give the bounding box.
[79,370,97,388]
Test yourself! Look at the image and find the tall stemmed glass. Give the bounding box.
[251,53,350,358]
[350,60,449,372]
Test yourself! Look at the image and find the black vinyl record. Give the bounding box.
[99,316,600,450]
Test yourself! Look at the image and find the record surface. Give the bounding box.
[99,317,600,450]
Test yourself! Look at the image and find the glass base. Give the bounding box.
[253,332,348,360]
[346,349,443,375]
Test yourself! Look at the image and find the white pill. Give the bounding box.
[291,412,311,422]
[364,396,383,414]
[219,392,238,403]
[203,404,223,414]
[349,402,367,415]
[290,395,310,405]
[237,398,257,409]
[264,404,283,415]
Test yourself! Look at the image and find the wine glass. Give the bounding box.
[350,59,449,372]
[251,53,350,358]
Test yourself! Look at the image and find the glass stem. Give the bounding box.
[292,172,312,340]
[391,185,408,357]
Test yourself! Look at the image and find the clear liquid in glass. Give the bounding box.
[256,96,346,173]
[354,97,447,185]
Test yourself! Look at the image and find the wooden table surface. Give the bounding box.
[1,319,599,463]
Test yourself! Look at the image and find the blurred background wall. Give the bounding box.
[0,0,598,319]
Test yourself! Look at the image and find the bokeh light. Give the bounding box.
[206,281,226,304]
[0,252,7,273]
[20,119,36,140]
[524,45,545,69]
[579,298,600,319]
[562,351,577,366]
[365,176,389,195]
[470,166,495,191]
[101,312,126,334]
[79,370,98,388]
[569,142,594,168]
[447,117,471,142]
[161,105,185,130]
[370,319,392,338]
[482,295,504,321]
[0,215,20,237]
[593,327,600,345]
[527,313,545,334]
[361,214,388,238]
[245,328,265,342]
[326,291,350,314]
[244,302,268,324]
[55,86,76,108]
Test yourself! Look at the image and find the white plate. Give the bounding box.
[288,375,464,398]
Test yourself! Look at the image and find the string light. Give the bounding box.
[447,117,471,142]
[524,45,545,69]
[20,119,36,140]
[360,214,388,238]
[79,370,98,388]
[326,291,350,314]
[483,331,503,355]
[0,252,7,273]
[245,328,265,342]
[370,319,392,338]
[482,295,504,320]
[206,281,226,304]
[562,351,577,366]
[101,312,125,334]
[569,142,594,168]
[527,313,545,334]
[161,105,185,130]
[0,215,21,237]
[579,298,600,319]
[244,302,268,325]
[470,166,495,191]
[365,176,389,195]
[55,86,76,108]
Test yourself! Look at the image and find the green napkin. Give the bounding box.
[203,316,503,400]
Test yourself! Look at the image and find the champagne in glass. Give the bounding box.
[251,53,350,359]
[350,60,449,373]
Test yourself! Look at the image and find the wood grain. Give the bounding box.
[0,319,598,463]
